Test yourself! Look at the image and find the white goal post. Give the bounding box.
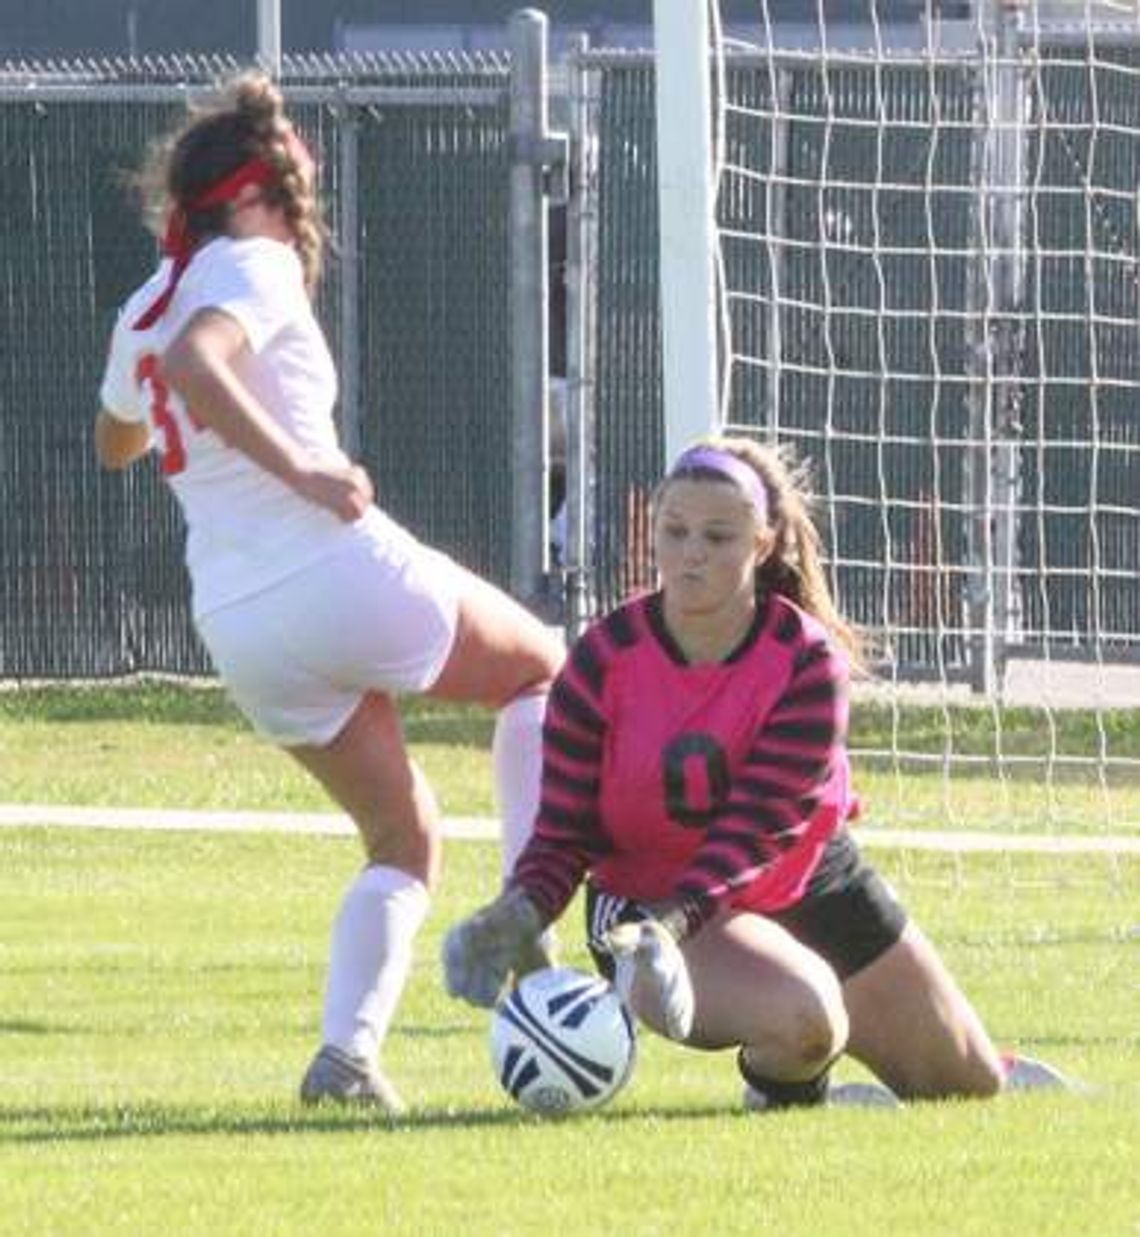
[652,0,723,464]
[650,0,1140,851]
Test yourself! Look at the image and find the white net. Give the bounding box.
[692,2,1140,851]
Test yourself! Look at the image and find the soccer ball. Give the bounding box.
[489,966,637,1116]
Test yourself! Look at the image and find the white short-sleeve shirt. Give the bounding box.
[99,236,355,617]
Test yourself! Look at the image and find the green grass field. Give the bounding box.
[2,682,1137,833]
[1,684,1138,1236]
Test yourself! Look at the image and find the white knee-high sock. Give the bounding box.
[492,691,548,881]
[321,864,429,1062]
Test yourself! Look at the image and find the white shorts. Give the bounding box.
[196,511,462,746]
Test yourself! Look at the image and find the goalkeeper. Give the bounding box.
[444,437,1065,1107]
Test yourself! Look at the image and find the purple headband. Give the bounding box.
[669,445,769,522]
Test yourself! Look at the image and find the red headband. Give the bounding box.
[131,156,277,331]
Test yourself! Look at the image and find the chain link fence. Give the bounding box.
[0,53,514,677]
[2,30,1139,685]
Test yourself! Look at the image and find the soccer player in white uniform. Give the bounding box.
[94,72,564,1113]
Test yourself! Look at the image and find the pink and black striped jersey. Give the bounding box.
[510,591,858,935]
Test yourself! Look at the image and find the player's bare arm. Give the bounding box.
[94,412,150,470]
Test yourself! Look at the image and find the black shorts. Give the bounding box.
[584,830,907,982]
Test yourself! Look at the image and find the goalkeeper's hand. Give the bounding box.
[603,918,695,1042]
[442,887,545,1009]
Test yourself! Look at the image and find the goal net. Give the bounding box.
[653,0,1140,860]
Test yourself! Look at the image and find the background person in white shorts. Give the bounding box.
[94,72,564,1114]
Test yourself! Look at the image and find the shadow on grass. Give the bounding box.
[0,1099,733,1145]
[942,926,1137,949]
[0,683,239,726]
[1015,1033,1140,1050]
[392,1023,474,1040]
[0,682,495,745]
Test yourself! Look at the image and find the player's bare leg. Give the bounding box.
[427,564,563,710]
[291,690,441,882]
[841,921,1005,1101]
[290,691,439,1113]
[681,911,849,1107]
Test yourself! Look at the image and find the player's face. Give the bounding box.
[654,479,768,618]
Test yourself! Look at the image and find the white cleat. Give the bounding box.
[1002,1052,1078,1093]
[827,1081,903,1108]
[299,1044,406,1114]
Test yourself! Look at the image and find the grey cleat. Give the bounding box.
[743,1078,901,1111]
[299,1044,406,1114]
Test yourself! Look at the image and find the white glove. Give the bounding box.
[604,919,695,1042]
[442,888,544,1009]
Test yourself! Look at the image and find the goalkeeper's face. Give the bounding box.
[655,479,769,621]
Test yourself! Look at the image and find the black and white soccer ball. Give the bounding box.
[490,966,637,1116]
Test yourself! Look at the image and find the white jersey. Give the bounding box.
[99,236,357,617]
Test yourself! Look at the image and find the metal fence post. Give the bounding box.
[256,0,282,76]
[564,33,595,638]
[509,9,567,608]
[337,96,362,459]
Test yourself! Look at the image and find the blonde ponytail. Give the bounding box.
[703,436,866,669]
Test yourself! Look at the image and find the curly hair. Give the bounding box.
[138,72,324,291]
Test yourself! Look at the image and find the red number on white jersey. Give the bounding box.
[135,353,201,477]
